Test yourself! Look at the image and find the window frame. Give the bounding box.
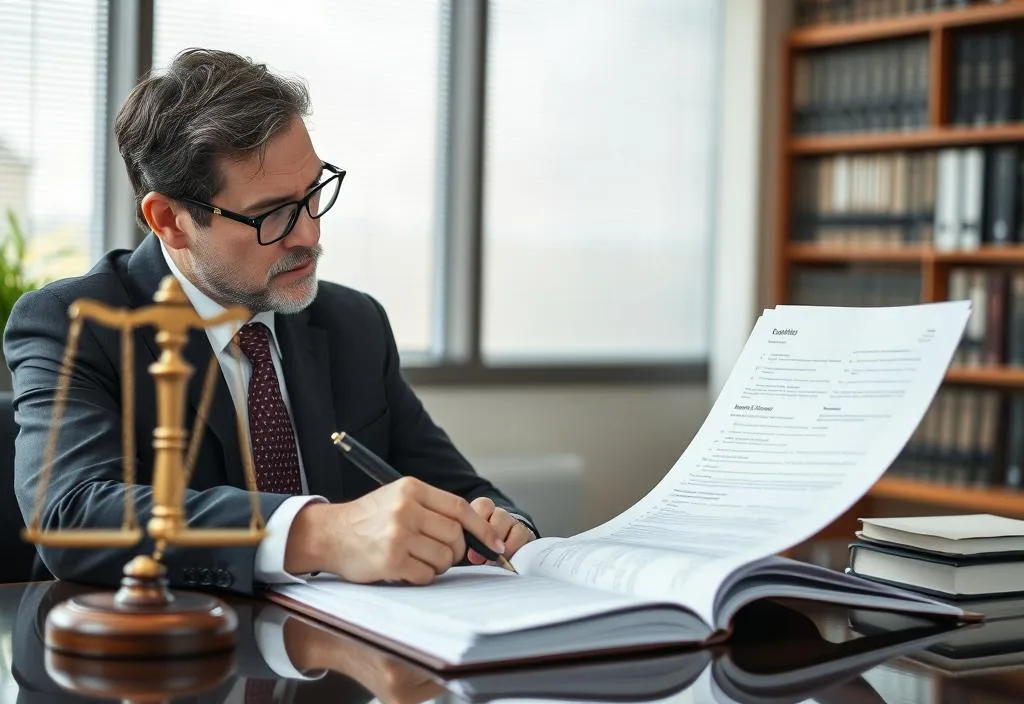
[119,0,710,386]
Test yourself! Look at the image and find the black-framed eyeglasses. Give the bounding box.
[176,161,346,245]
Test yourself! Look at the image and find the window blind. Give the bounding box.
[0,0,108,275]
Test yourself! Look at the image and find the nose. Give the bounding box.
[285,207,320,248]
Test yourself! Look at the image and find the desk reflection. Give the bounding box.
[0,582,982,704]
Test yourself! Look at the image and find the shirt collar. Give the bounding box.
[159,240,283,360]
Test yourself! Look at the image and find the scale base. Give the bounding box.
[44,556,237,658]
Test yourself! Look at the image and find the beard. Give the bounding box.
[189,241,323,314]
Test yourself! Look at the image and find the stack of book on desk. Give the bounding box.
[848,514,1024,676]
[847,514,1024,599]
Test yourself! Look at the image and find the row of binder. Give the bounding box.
[891,386,1023,491]
[793,152,936,245]
[934,146,1023,250]
[796,0,1005,27]
[792,37,929,135]
[790,268,922,306]
[793,146,1024,248]
[952,28,1024,127]
[951,268,1024,368]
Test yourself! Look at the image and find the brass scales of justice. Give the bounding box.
[22,275,267,658]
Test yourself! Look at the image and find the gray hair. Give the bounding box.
[114,48,311,231]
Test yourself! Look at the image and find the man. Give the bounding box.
[5,48,536,594]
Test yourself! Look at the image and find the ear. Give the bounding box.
[140,192,190,250]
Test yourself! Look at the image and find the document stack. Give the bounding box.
[847,514,1024,598]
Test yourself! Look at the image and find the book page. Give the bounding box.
[517,303,970,625]
[514,538,723,624]
[280,566,657,636]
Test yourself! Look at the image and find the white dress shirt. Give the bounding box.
[160,244,325,585]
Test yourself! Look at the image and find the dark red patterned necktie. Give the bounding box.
[245,678,277,704]
[236,322,303,495]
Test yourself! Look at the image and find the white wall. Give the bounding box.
[415,385,709,532]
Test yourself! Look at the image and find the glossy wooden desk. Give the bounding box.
[0,577,1020,704]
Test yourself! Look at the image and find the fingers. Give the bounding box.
[417,510,466,562]
[468,507,535,564]
[486,505,518,541]
[406,534,456,578]
[466,498,497,565]
[504,520,535,556]
[409,480,504,554]
[378,663,447,704]
[470,496,496,519]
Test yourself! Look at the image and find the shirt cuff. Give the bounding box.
[254,495,328,584]
[508,513,538,539]
[254,606,326,680]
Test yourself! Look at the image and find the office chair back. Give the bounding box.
[0,392,50,582]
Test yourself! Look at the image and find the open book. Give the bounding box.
[268,302,978,670]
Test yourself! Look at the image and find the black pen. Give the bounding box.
[331,431,518,574]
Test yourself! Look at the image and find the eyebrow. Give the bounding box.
[242,167,325,214]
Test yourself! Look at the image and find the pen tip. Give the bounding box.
[498,555,518,574]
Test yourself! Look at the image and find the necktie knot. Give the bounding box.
[237,322,272,365]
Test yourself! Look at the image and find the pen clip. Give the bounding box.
[330,431,352,452]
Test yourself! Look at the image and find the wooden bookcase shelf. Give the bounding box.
[787,243,1024,264]
[777,2,1024,524]
[935,247,1024,264]
[871,476,1024,515]
[945,366,1024,387]
[787,243,930,263]
[790,124,1024,154]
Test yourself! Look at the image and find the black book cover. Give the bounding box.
[992,29,1016,124]
[985,146,1018,246]
[954,34,975,126]
[851,539,1024,565]
[974,31,994,126]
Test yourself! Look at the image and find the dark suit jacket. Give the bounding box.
[5,234,533,594]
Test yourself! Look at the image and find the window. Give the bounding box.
[482,0,718,363]
[144,1,720,379]
[154,0,445,354]
[0,0,108,279]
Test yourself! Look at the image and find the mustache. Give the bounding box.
[268,245,323,278]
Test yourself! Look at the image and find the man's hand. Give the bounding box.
[465,497,536,566]
[285,477,505,584]
[284,615,444,704]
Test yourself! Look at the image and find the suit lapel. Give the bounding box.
[276,312,344,500]
[126,235,245,488]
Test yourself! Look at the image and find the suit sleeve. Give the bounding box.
[366,295,539,536]
[5,287,289,594]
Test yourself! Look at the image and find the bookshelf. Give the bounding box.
[775,0,1024,528]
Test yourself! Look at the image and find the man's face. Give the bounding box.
[182,116,325,314]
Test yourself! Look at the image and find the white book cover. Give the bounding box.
[862,514,1024,541]
[933,149,961,252]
